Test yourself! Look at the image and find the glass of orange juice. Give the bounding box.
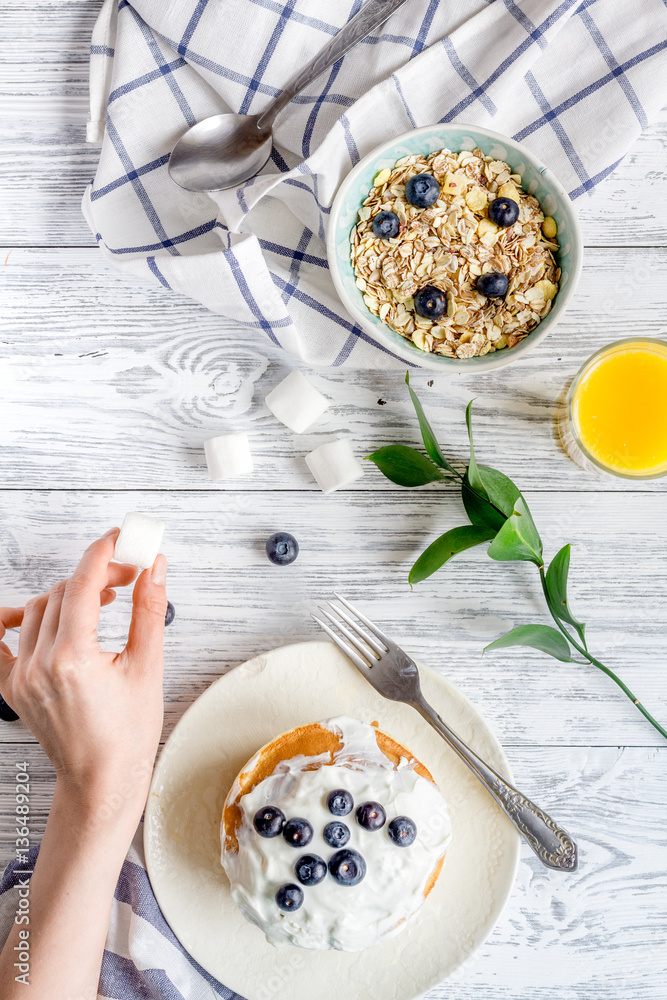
[567,338,667,479]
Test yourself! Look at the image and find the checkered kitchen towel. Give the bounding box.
[83,0,667,369]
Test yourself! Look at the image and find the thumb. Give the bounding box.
[122,555,168,674]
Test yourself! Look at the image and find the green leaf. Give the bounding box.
[462,477,506,532]
[484,624,575,662]
[462,465,520,532]
[545,544,587,647]
[486,496,544,566]
[366,445,449,487]
[409,525,496,585]
[465,400,488,498]
[404,372,459,476]
[477,466,521,517]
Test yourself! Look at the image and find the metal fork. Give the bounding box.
[313,595,578,872]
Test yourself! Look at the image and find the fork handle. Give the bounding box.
[412,697,578,871]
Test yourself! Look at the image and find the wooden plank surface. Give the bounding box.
[1,2,667,997]
[2,244,667,493]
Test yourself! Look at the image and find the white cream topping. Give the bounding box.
[221,716,452,951]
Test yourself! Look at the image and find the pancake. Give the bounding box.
[221,716,451,951]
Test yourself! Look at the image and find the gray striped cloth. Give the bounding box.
[0,825,243,999]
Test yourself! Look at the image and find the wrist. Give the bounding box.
[53,765,152,840]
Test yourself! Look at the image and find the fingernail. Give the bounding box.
[151,554,167,586]
[103,527,119,538]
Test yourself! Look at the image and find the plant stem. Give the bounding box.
[539,568,667,741]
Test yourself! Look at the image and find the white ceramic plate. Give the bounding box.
[144,641,520,1000]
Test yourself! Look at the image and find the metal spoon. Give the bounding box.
[168,0,413,192]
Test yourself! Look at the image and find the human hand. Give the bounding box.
[0,528,168,830]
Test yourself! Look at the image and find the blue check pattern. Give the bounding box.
[82,0,667,370]
[84,0,667,367]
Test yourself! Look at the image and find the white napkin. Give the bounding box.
[83,0,667,368]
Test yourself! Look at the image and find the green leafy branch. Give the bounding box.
[367,373,667,742]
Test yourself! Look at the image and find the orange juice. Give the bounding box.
[569,339,667,478]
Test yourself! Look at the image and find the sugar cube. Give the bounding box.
[114,512,165,569]
[204,432,253,481]
[265,370,330,434]
[304,439,364,494]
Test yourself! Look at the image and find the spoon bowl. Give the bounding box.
[169,113,273,192]
[167,0,413,192]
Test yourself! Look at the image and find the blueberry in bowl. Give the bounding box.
[476,272,509,299]
[372,210,400,240]
[414,286,446,320]
[488,196,520,228]
[404,173,440,208]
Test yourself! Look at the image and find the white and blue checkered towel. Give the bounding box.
[82,0,667,368]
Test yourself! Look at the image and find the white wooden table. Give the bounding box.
[1,4,666,998]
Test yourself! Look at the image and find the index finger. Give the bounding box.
[0,608,24,641]
[57,528,120,645]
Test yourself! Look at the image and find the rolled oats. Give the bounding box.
[351,147,560,360]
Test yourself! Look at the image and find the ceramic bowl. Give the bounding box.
[326,123,583,373]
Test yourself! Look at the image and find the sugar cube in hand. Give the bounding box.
[114,512,165,569]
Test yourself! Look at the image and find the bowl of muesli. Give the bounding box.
[326,124,583,371]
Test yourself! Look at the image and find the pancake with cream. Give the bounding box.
[221,716,451,951]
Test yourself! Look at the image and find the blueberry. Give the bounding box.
[323,821,350,848]
[387,816,417,847]
[414,285,446,320]
[372,211,400,240]
[294,853,327,886]
[405,173,440,209]
[265,532,299,566]
[488,197,520,228]
[476,272,509,299]
[253,806,286,838]
[326,789,353,816]
[328,849,366,886]
[164,601,175,626]
[355,801,386,831]
[0,695,19,723]
[283,817,313,848]
[276,883,304,911]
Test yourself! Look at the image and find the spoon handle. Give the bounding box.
[256,0,413,129]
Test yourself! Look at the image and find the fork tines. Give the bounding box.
[311,594,390,672]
